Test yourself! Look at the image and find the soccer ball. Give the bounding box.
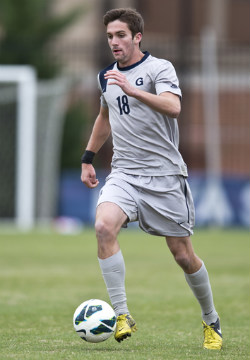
[73,299,116,343]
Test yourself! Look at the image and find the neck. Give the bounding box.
[118,50,144,68]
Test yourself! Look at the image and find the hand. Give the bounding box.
[81,163,99,188]
[104,70,137,97]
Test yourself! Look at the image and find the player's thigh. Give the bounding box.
[96,201,128,237]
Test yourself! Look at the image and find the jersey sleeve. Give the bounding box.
[97,74,108,107]
[154,61,182,98]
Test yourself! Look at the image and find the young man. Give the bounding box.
[81,8,222,349]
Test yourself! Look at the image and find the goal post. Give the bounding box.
[0,66,37,230]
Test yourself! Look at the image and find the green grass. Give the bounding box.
[0,227,249,359]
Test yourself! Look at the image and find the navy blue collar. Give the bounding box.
[117,51,150,71]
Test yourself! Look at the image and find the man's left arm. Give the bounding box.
[132,90,181,118]
[104,70,181,118]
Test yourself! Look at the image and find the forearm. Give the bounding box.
[86,111,111,154]
[81,110,110,188]
[132,89,181,118]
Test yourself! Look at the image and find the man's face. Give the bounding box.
[106,20,141,66]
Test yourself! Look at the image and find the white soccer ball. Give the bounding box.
[73,299,116,343]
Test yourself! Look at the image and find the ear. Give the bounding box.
[134,32,142,45]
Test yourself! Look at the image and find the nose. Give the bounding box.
[110,36,119,47]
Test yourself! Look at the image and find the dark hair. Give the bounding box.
[103,8,144,39]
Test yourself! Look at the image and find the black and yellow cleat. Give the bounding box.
[114,314,137,342]
[203,318,222,350]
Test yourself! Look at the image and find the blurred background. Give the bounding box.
[0,0,249,231]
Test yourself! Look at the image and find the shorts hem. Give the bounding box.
[139,224,193,237]
[97,199,132,224]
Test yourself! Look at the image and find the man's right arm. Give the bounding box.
[81,105,110,188]
[85,105,110,153]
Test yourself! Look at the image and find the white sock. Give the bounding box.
[98,250,129,317]
[184,262,218,324]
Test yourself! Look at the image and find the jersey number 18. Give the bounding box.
[116,95,130,115]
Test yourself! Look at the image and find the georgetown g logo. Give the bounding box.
[135,77,143,86]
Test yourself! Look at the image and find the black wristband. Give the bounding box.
[81,150,95,164]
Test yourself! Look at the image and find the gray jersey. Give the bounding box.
[98,51,188,177]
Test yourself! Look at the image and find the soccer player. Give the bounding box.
[81,8,222,349]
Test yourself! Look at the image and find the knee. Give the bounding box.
[95,218,114,240]
[174,252,192,271]
[173,251,201,273]
[95,218,120,258]
[166,236,200,273]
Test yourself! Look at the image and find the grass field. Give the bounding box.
[0,227,249,360]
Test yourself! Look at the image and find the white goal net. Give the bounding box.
[0,66,70,230]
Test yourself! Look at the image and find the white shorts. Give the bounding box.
[97,170,195,237]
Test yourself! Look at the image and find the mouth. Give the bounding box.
[112,49,122,55]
